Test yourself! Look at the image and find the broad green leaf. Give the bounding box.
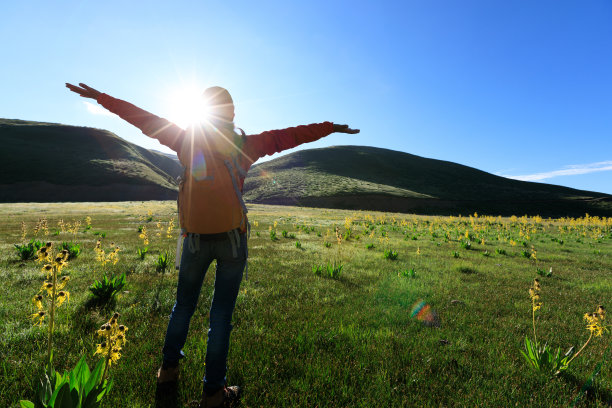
[49,382,70,406]
[36,372,53,408]
[20,400,35,408]
[84,359,105,396]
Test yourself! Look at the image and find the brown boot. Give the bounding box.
[156,365,179,384]
[198,385,241,408]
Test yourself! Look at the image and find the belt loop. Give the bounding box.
[187,233,194,253]
[234,229,241,248]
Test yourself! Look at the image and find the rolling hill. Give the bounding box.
[243,145,612,217]
[1,119,611,217]
[0,119,181,202]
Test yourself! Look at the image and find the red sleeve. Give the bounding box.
[96,94,184,152]
[243,122,334,161]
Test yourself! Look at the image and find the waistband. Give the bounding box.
[185,228,243,241]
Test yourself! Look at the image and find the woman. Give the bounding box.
[66,82,359,407]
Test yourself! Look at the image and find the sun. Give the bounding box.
[165,86,210,129]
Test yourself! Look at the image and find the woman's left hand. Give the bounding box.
[333,124,360,134]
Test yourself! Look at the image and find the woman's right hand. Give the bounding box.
[66,83,102,100]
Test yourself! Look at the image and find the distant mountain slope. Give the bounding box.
[0,119,180,202]
[244,145,612,217]
[2,120,610,217]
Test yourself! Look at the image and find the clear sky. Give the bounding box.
[2,1,612,194]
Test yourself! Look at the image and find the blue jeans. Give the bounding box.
[162,231,246,392]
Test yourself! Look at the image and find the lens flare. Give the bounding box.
[191,150,210,181]
[259,170,277,186]
[411,299,440,327]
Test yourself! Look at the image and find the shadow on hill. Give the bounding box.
[247,146,612,217]
[249,194,612,218]
[1,119,179,202]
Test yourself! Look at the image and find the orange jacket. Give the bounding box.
[97,94,334,234]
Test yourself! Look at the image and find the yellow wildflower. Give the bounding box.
[94,341,109,356]
[37,247,50,263]
[109,347,122,365]
[56,291,69,307]
[31,310,46,326]
[584,306,608,337]
[41,264,53,277]
[41,281,54,296]
[57,276,70,290]
[32,294,44,310]
[97,324,112,337]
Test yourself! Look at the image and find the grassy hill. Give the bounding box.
[244,145,612,217]
[0,119,181,202]
[2,120,610,217]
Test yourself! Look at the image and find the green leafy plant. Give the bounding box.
[452,251,460,258]
[20,356,113,408]
[537,267,553,277]
[281,230,289,238]
[495,248,506,255]
[88,273,126,306]
[14,239,44,260]
[295,241,302,249]
[520,280,609,376]
[137,247,148,260]
[520,336,573,374]
[398,268,416,278]
[366,243,375,250]
[60,242,81,260]
[156,251,170,273]
[324,242,332,248]
[312,263,343,279]
[269,230,278,241]
[326,263,343,279]
[383,249,398,260]
[460,240,471,250]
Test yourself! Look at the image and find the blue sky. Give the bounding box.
[2,0,612,194]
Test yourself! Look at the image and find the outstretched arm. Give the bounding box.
[66,83,184,152]
[243,122,360,162]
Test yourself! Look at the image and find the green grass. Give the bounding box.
[0,202,611,407]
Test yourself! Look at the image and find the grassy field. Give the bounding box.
[0,202,610,407]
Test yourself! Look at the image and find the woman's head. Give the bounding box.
[202,86,235,125]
